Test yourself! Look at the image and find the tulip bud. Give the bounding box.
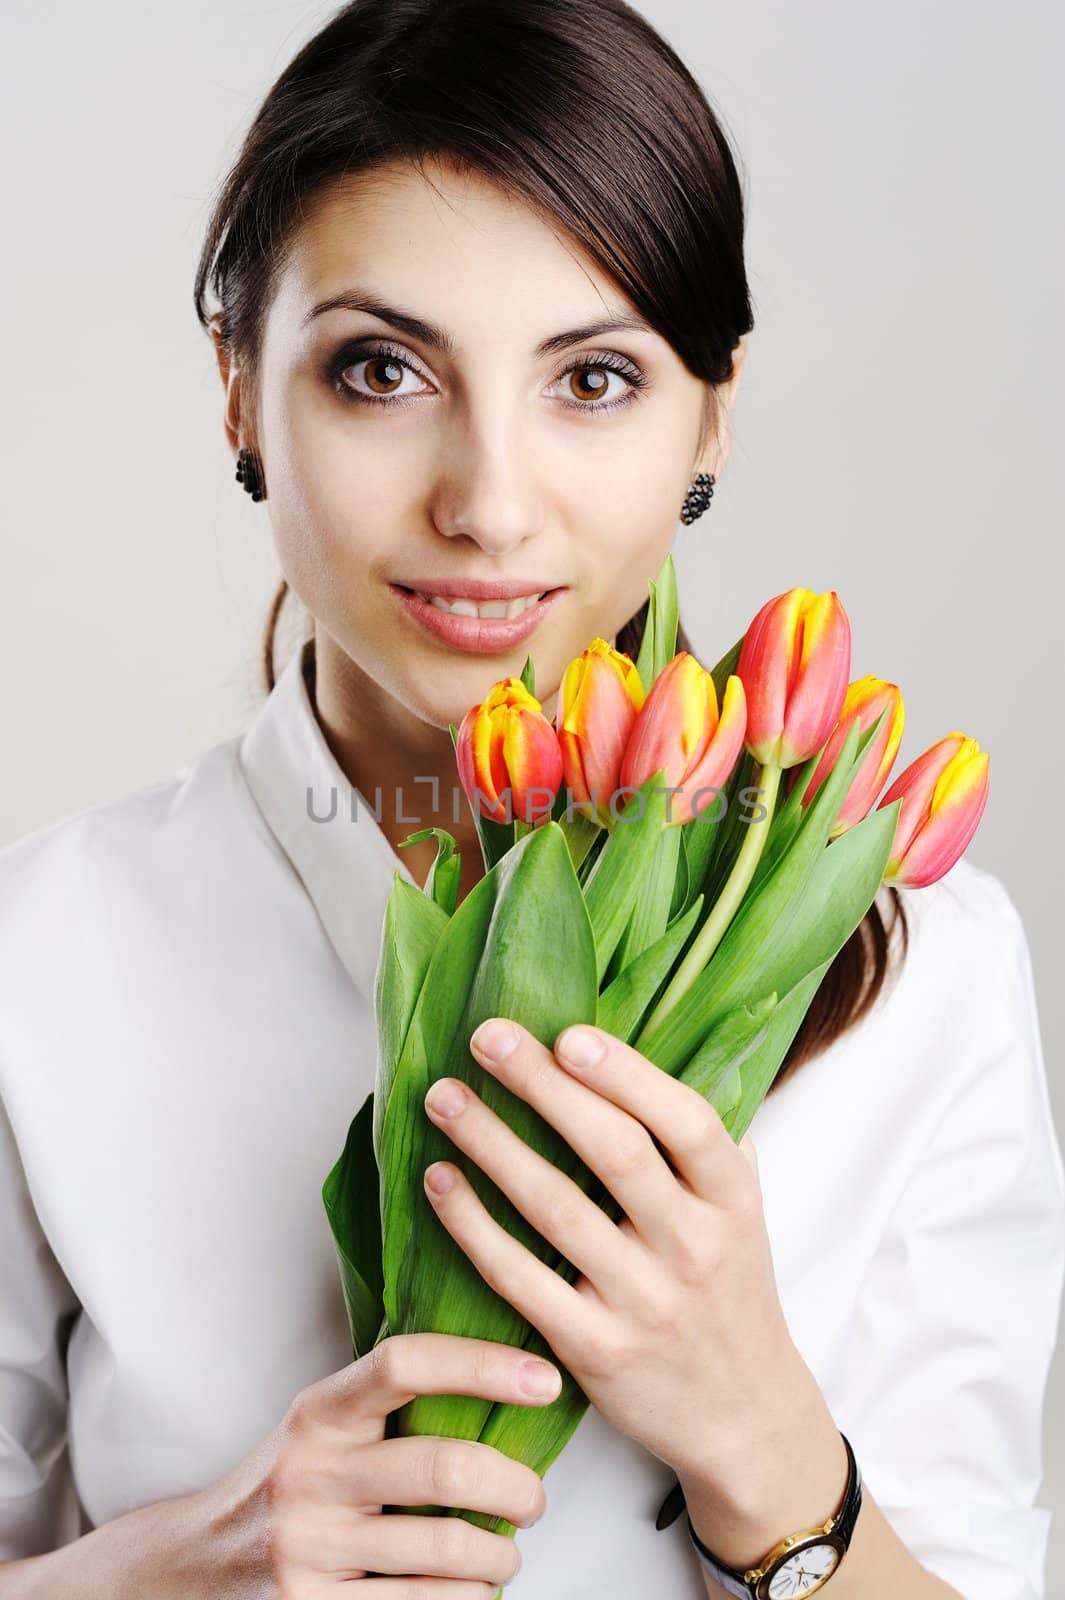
[796,676,905,836]
[556,638,646,827]
[455,677,563,825]
[619,651,747,827]
[737,588,851,767]
[879,733,990,888]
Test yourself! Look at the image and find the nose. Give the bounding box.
[430,421,543,556]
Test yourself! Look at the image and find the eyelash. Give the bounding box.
[324,338,649,416]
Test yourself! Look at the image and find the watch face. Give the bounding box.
[766,1540,840,1597]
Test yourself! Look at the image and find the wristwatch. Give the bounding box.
[655,1430,862,1599]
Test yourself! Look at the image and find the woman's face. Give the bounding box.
[231,157,744,728]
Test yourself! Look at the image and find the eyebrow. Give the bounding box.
[301,288,654,358]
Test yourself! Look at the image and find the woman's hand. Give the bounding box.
[182,1331,558,1597]
[421,1019,835,1501]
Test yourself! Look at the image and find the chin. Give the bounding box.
[406,676,502,733]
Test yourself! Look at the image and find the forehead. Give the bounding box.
[271,157,638,341]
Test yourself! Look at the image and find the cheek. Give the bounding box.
[262,387,406,598]
[567,493,678,634]
[565,418,686,568]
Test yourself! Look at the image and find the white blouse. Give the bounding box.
[0,636,1062,1599]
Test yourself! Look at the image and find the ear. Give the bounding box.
[698,333,748,480]
[207,315,244,453]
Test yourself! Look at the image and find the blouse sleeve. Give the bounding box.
[834,877,1065,1599]
[0,1086,82,1561]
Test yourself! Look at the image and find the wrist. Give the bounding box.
[675,1365,848,1572]
[15,1491,211,1600]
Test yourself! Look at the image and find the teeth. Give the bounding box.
[420,592,546,619]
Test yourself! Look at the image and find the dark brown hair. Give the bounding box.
[194,0,908,1087]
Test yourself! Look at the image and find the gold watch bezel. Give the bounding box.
[746,1515,848,1599]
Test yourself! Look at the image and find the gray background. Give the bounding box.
[2,0,1062,1587]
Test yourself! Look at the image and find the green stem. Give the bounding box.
[639,760,783,1040]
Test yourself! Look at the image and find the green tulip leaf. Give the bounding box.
[676,992,778,1105]
[373,877,451,1165]
[721,960,835,1143]
[597,895,704,1042]
[580,771,669,982]
[322,1092,385,1359]
[634,552,680,691]
[611,821,682,971]
[398,826,462,917]
[378,867,497,1335]
[749,707,891,896]
[672,798,727,920]
[380,822,598,1451]
[636,717,881,1071]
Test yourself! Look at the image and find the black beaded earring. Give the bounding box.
[679,471,715,525]
[235,447,266,503]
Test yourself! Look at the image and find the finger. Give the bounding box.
[352,1582,497,1598]
[467,1018,680,1249]
[349,1435,546,1529]
[467,1019,713,1253]
[423,1160,589,1349]
[424,1075,642,1299]
[320,1510,521,1586]
[307,1332,563,1433]
[549,1022,748,1207]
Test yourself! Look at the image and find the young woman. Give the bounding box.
[1,2,1061,1597]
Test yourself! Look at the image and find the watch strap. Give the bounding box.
[684,1521,753,1600]
[682,1431,861,1597]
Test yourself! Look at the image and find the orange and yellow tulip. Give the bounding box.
[796,676,905,836]
[737,588,851,768]
[556,638,646,827]
[456,677,563,825]
[879,733,990,888]
[619,652,747,827]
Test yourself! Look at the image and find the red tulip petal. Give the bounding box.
[576,654,639,797]
[880,733,967,865]
[891,751,990,886]
[505,707,562,821]
[833,682,905,831]
[675,674,748,823]
[558,724,591,804]
[620,654,711,794]
[619,654,685,791]
[487,711,512,803]
[779,592,851,765]
[737,590,805,762]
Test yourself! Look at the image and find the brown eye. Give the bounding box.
[567,367,612,402]
[363,356,406,395]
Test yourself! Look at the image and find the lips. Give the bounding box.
[418,591,546,621]
[388,582,566,654]
[390,576,562,601]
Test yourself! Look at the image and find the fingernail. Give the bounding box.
[470,1019,520,1062]
[426,1079,467,1117]
[520,1359,561,1397]
[424,1162,456,1194]
[556,1026,605,1070]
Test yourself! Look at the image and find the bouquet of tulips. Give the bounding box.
[322,555,989,1559]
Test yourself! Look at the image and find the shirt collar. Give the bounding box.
[238,636,419,999]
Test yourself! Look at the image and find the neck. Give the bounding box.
[308,627,496,902]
